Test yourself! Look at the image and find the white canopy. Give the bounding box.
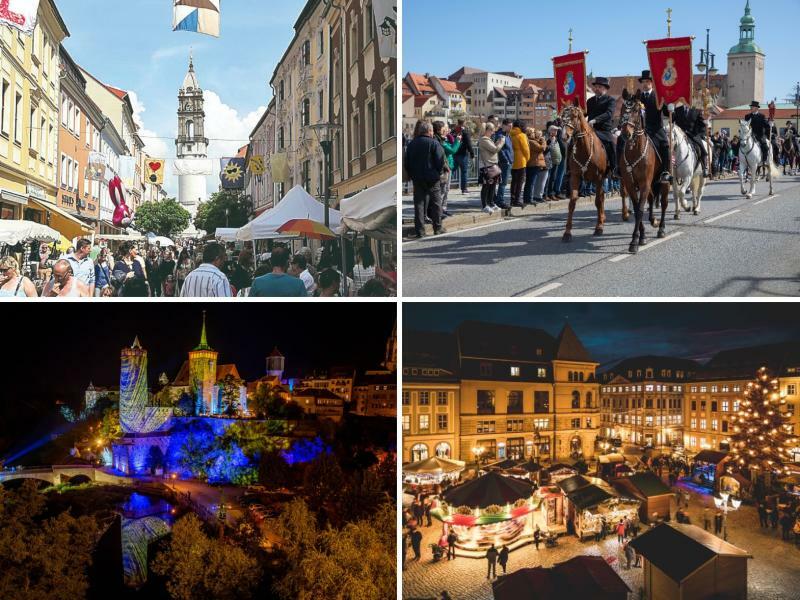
[146,233,175,247]
[0,220,61,245]
[236,186,342,242]
[214,228,240,242]
[338,176,396,241]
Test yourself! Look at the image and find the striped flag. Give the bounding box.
[173,0,220,38]
[0,0,40,36]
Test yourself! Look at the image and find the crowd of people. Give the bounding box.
[0,236,396,298]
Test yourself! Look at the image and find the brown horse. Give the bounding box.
[560,104,608,242]
[619,90,669,253]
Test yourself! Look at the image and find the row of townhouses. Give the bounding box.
[0,0,165,242]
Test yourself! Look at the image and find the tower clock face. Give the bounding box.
[184,102,192,111]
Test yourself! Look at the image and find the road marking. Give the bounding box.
[608,231,684,262]
[522,282,563,297]
[403,218,520,244]
[753,194,780,205]
[703,209,740,224]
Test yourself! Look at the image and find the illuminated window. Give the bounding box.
[419,391,429,406]
[419,414,429,431]
[402,415,409,431]
[510,366,520,377]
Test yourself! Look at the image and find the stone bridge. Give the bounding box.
[0,465,132,487]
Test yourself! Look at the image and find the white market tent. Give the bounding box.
[214,228,240,242]
[146,233,175,247]
[236,186,342,242]
[338,176,396,241]
[0,220,61,245]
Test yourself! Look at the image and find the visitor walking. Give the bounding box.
[703,507,711,531]
[714,510,723,536]
[64,238,95,296]
[486,544,498,579]
[781,511,793,540]
[509,121,529,207]
[43,260,92,297]
[758,502,769,528]
[494,119,514,208]
[180,243,233,297]
[498,545,509,575]
[770,505,779,530]
[410,528,422,561]
[249,247,306,297]
[453,119,474,194]
[478,123,505,213]
[447,530,457,560]
[545,125,563,200]
[351,246,376,294]
[624,540,635,569]
[424,500,432,527]
[405,120,445,237]
[534,525,541,550]
[0,256,37,297]
[617,520,626,543]
[433,120,460,217]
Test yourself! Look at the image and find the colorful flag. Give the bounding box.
[372,0,397,62]
[0,0,40,36]
[270,152,288,184]
[145,159,165,185]
[173,158,213,176]
[552,51,588,111]
[248,156,265,177]
[646,37,693,109]
[173,0,220,38]
[219,157,245,189]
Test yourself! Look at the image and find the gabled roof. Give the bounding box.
[555,323,594,363]
[216,364,241,381]
[601,355,700,381]
[701,341,800,379]
[556,474,591,494]
[629,523,751,583]
[620,471,672,497]
[405,72,436,95]
[566,484,614,510]
[456,321,555,362]
[105,85,128,101]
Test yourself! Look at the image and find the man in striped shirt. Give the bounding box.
[179,243,233,297]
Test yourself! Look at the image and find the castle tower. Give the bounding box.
[85,381,98,413]
[267,347,285,380]
[384,321,397,372]
[188,312,218,415]
[120,337,150,434]
[726,0,765,108]
[176,53,209,219]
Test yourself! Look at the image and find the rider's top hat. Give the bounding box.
[592,76,611,88]
[750,100,761,108]
[639,70,653,82]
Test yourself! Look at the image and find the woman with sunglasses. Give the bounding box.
[0,256,38,297]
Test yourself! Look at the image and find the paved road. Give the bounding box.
[403,480,800,600]
[403,175,800,297]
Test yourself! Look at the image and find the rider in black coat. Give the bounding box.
[586,77,617,174]
[744,101,770,164]
[638,70,672,183]
[674,104,709,176]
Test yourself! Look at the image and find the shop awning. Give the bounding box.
[338,175,396,241]
[29,199,93,240]
[0,219,60,245]
[1,190,28,206]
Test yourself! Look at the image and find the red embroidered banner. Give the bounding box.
[553,51,588,111]
[646,36,693,108]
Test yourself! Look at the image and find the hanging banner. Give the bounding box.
[173,0,220,38]
[248,155,265,176]
[173,158,213,176]
[372,0,397,62]
[117,156,136,186]
[145,159,165,185]
[646,36,693,109]
[86,152,107,181]
[271,152,288,184]
[0,0,40,36]
[552,51,588,111]
[219,157,246,189]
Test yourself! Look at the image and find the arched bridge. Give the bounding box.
[0,465,132,487]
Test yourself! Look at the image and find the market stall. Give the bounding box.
[597,453,628,479]
[533,484,567,534]
[612,471,673,523]
[556,475,640,539]
[402,456,465,487]
[505,459,543,483]
[690,450,729,490]
[544,463,578,484]
[434,471,535,555]
[0,220,62,287]
[338,175,396,270]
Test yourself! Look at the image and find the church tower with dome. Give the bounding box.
[726,0,765,108]
[176,53,209,220]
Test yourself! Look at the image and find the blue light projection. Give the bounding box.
[101,447,113,467]
[281,437,330,465]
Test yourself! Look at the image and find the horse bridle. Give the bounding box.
[622,101,650,174]
[564,107,594,175]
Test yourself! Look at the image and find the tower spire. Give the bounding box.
[195,311,211,350]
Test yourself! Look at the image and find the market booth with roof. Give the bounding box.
[434,471,536,556]
[629,523,751,600]
[402,456,466,487]
[556,475,640,540]
[612,471,674,524]
[690,449,730,491]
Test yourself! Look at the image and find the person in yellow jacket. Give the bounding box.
[510,121,530,207]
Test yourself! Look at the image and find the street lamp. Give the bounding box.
[309,122,342,228]
[696,29,718,83]
[713,491,742,540]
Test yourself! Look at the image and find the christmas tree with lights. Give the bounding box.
[728,367,800,481]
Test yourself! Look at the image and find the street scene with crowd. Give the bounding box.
[0,236,396,298]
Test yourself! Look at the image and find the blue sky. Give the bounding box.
[57,0,307,196]
[403,0,799,105]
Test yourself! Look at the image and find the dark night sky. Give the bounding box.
[1,304,395,452]
[404,302,800,367]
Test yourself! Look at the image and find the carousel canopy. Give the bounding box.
[442,471,533,509]
[0,220,61,245]
[629,523,751,584]
[403,456,465,475]
[493,556,630,600]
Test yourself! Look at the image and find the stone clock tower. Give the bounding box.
[176,54,209,219]
[726,1,765,108]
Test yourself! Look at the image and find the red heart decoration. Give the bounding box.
[149,162,162,172]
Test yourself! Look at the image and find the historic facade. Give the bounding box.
[402,322,601,464]
[175,54,208,219]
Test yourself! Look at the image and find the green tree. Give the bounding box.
[219,374,242,416]
[152,513,259,600]
[132,198,191,237]
[0,480,99,600]
[272,497,317,563]
[303,452,344,513]
[194,191,251,233]
[273,501,396,600]
[98,406,122,443]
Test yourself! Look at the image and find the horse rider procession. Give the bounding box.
[552,31,790,254]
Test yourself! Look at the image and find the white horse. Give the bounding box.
[668,123,707,219]
[738,119,778,198]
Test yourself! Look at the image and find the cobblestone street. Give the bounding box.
[403,480,800,600]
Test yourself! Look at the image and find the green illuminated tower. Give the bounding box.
[189,311,218,414]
